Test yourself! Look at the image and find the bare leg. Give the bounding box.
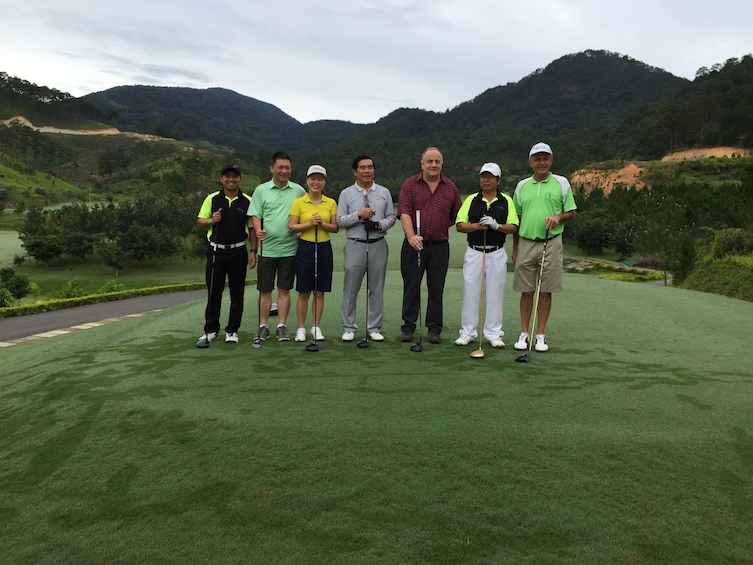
[297,291,311,329]
[519,291,533,333]
[313,291,325,327]
[259,291,272,327]
[536,292,552,335]
[277,289,291,326]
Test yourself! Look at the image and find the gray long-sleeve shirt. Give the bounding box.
[336,182,396,238]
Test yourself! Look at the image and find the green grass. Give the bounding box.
[1,256,753,563]
[0,229,23,263]
[11,253,205,298]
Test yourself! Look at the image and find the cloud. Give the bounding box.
[1,0,752,123]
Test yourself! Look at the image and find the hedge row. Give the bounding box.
[0,282,206,319]
[681,256,753,302]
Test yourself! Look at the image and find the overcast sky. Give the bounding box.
[2,0,751,124]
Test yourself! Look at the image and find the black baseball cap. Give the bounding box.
[221,163,242,175]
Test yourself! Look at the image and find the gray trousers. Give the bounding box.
[341,238,389,333]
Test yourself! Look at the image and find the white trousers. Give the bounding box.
[459,246,508,340]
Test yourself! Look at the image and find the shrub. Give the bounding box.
[682,256,753,302]
[99,281,126,294]
[52,277,87,299]
[0,287,14,307]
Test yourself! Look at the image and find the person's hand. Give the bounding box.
[255,228,266,240]
[211,209,222,224]
[358,207,375,219]
[409,233,423,251]
[479,215,499,231]
[311,213,322,226]
[545,215,561,230]
[248,252,257,269]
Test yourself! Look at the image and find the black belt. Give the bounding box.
[349,237,384,243]
[528,233,561,243]
[470,244,502,252]
[210,241,247,250]
[422,240,446,246]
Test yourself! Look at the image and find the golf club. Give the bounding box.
[410,209,423,353]
[357,196,371,349]
[197,209,219,349]
[470,229,487,359]
[252,218,264,349]
[305,225,320,352]
[516,229,550,363]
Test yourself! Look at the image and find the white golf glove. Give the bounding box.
[479,215,499,231]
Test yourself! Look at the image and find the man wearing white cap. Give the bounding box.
[512,143,577,352]
[455,163,519,348]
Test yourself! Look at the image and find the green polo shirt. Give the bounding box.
[513,173,577,240]
[248,179,305,257]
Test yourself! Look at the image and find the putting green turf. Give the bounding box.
[2,265,753,564]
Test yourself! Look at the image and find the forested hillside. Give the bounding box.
[83,86,365,154]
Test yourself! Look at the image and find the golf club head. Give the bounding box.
[252,337,262,350]
[515,353,531,363]
[410,342,422,352]
[305,342,319,352]
[470,348,485,359]
[356,338,369,349]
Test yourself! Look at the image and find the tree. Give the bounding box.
[95,240,127,276]
[635,193,699,285]
[0,267,32,301]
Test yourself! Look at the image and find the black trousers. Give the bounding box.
[400,239,449,335]
[204,245,247,334]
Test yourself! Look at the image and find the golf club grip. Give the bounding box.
[416,209,421,236]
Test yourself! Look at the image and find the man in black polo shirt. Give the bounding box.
[196,163,256,348]
[454,163,519,348]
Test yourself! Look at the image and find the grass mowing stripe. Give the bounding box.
[1,269,752,563]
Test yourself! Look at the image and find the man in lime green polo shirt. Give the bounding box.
[248,151,306,342]
[512,142,577,353]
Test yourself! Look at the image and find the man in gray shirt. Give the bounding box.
[336,155,397,342]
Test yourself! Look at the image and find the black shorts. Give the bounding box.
[257,255,296,292]
[295,240,333,293]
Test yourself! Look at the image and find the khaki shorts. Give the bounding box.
[513,235,564,293]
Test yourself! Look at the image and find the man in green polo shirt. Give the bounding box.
[248,151,306,342]
[512,142,577,353]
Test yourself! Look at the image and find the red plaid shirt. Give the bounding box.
[398,173,462,243]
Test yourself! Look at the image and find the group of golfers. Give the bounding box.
[196,143,577,355]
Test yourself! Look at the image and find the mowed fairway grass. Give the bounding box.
[2,232,753,563]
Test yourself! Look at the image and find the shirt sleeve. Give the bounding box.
[455,194,474,224]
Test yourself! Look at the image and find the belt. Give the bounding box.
[470,244,502,252]
[422,240,446,246]
[210,241,247,250]
[528,233,561,243]
[349,237,384,243]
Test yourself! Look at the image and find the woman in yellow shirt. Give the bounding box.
[288,165,339,342]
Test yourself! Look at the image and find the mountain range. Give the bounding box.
[1,49,752,201]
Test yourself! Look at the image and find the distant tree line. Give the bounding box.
[568,159,753,283]
[18,194,204,274]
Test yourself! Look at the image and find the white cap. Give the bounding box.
[529,142,553,157]
[306,164,327,177]
[479,162,501,177]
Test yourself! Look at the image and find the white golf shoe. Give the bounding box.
[490,338,505,349]
[311,327,324,341]
[534,335,549,352]
[342,331,355,342]
[514,332,529,350]
[454,335,473,346]
[369,332,385,341]
[295,328,306,342]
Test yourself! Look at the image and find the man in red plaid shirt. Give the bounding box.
[398,147,462,344]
